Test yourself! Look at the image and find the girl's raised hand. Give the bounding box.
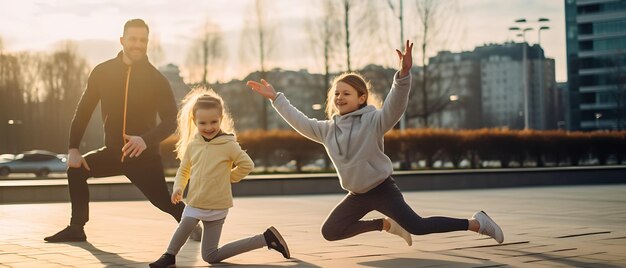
[246,79,278,101]
[396,40,414,78]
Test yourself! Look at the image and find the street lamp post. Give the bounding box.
[537,24,550,129]
[449,94,460,129]
[509,24,533,129]
[509,18,550,130]
[7,119,22,154]
[387,0,407,130]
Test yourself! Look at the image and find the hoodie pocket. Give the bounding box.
[339,161,380,191]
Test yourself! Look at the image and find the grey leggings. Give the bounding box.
[321,177,469,241]
[166,217,266,263]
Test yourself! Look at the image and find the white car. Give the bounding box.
[0,150,67,177]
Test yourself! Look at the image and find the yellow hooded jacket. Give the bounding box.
[173,133,254,209]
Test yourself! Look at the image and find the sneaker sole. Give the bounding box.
[268,226,290,258]
[479,211,504,244]
[149,264,175,268]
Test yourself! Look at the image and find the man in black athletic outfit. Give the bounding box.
[45,19,190,242]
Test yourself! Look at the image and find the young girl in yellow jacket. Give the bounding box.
[150,89,289,268]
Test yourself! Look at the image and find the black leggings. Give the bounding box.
[68,147,184,226]
[321,177,468,241]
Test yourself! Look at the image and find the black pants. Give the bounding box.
[321,177,469,241]
[68,147,184,226]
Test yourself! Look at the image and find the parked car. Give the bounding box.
[0,150,67,177]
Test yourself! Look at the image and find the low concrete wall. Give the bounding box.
[1,166,625,203]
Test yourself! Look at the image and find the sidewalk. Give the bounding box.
[1,184,626,267]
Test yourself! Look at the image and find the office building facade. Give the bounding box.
[565,0,626,130]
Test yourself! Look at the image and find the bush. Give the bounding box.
[158,129,626,172]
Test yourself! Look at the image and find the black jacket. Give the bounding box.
[69,51,177,155]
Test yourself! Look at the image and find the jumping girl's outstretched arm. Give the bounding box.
[247,80,328,143]
[376,40,414,133]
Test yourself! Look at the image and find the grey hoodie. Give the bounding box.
[271,72,411,193]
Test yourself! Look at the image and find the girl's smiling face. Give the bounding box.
[334,81,366,115]
[194,108,222,140]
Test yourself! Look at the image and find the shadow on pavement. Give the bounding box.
[508,250,620,268]
[213,257,322,267]
[359,257,499,267]
[65,241,141,267]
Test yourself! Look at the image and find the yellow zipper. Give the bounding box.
[121,66,131,162]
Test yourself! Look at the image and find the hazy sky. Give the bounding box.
[0,0,566,82]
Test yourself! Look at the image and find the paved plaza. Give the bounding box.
[1,184,625,267]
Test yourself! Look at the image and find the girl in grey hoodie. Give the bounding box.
[247,40,503,247]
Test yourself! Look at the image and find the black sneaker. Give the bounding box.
[149,253,176,268]
[263,226,290,259]
[44,225,86,242]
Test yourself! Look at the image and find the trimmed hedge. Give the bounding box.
[161,129,626,170]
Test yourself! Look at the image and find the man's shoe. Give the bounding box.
[149,253,176,268]
[189,224,202,241]
[386,217,412,246]
[44,225,86,242]
[473,211,504,244]
[263,226,290,259]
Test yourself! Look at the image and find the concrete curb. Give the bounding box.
[1,166,625,203]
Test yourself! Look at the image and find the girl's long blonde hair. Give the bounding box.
[325,72,382,119]
[175,87,235,159]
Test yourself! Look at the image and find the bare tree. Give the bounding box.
[15,51,45,152]
[241,0,277,130]
[0,36,3,77]
[0,41,90,153]
[0,38,26,153]
[16,52,44,104]
[407,0,462,128]
[35,41,90,152]
[387,0,405,50]
[341,0,388,71]
[343,0,353,72]
[186,20,225,87]
[306,0,342,115]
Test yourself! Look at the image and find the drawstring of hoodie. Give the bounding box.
[334,116,355,158]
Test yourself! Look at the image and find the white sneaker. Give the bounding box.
[473,211,504,244]
[189,224,202,241]
[386,218,412,246]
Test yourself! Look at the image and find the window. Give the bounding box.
[597,91,616,105]
[580,55,626,69]
[579,40,592,51]
[579,23,592,35]
[594,37,626,51]
[593,19,626,35]
[580,92,596,104]
[578,2,626,15]
[580,37,626,52]
[580,74,617,87]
